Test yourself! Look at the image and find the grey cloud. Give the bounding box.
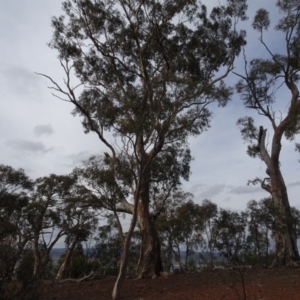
[67,151,92,167]
[229,185,262,194]
[188,183,205,195]
[288,182,300,188]
[224,197,232,202]
[198,184,227,199]
[33,124,54,137]
[7,139,52,154]
[1,67,41,98]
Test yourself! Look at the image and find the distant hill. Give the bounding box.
[50,248,65,258]
[50,248,223,262]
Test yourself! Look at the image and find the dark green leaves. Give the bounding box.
[252,9,270,31]
[236,116,258,143]
[49,0,247,145]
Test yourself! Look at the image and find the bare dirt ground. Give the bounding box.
[40,267,300,300]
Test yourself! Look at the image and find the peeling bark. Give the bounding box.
[136,205,163,278]
[269,168,299,266]
[258,127,299,266]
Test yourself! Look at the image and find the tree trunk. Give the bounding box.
[185,244,189,272]
[258,128,299,266]
[265,229,269,267]
[136,200,163,278]
[165,236,174,272]
[112,200,138,300]
[269,168,299,266]
[175,244,182,271]
[56,239,78,280]
[32,239,41,276]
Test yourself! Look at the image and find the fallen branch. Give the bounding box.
[59,271,99,283]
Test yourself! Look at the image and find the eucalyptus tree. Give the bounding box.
[291,207,300,237]
[0,164,33,249]
[94,221,123,276]
[173,200,203,272]
[215,209,248,264]
[27,174,76,276]
[155,190,192,272]
[0,165,33,249]
[40,0,247,297]
[199,199,218,268]
[246,198,275,266]
[56,191,99,280]
[74,149,190,277]
[235,0,300,265]
[0,165,33,293]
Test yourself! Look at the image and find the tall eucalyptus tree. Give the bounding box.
[236,0,300,265]
[39,0,247,297]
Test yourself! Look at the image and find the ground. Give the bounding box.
[40,267,300,300]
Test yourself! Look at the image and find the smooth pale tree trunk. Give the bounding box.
[112,200,138,300]
[56,238,78,280]
[174,244,182,271]
[165,236,174,272]
[32,239,42,276]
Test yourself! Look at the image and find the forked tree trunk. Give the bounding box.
[136,202,163,278]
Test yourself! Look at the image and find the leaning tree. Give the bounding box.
[236,0,300,265]
[39,0,247,298]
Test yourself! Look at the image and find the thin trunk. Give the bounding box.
[209,244,214,269]
[32,238,41,276]
[56,239,78,280]
[112,168,143,299]
[206,228,214,269]
[265,229,269,267]
[176,244,182,271]
[185,244,189,273]
[166,236,173,272]
[112,203,138,300]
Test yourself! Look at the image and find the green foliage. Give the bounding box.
[56,243,99,279]
[236,0,300,146]
[44,0,248,283]
[92,222,141,276]
[214,210,248,264]
[68,256,98,279]
[0,246,41,300]
[252,9,270,31]
[16,251,35,281]
[45,0,248,201]
[241,251,275,267]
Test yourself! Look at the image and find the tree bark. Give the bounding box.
[112,198,138,300]
[136,202,163,278]
[32,238,41,276]
[269,166,299,266]
[56,238,78,280]
[258,128,299,265]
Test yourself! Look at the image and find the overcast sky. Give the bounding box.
[0,0,299,215]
